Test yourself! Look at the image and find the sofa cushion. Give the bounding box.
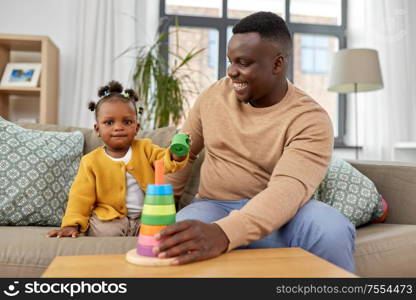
[315,156,384,227]
[350,160,416,225]
[178,150,205,209]
[355,223,416,277]
[0,226,137,277]
[17,123,177,155]
[17,121,101,155]
[138,126,177,148]
[0,118,83,226]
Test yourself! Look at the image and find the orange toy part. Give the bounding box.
[154,159,164,185]
[140,224,167,236]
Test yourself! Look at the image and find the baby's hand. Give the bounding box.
[47,226,79,238]
[170,132,191,162]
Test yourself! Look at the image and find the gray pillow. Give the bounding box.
[315,156,384,227]
[138,126,177,147]
[0,117,84,226]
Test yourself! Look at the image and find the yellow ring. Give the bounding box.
[142,204,176,215]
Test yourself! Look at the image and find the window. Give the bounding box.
[228,0,284,19]
[208,30,218,68]
[295,34,339,135]
[160,0,347,145]
[165,0,222,17]
[300,35,330,74]
[168,26,219,116]
[290,0,342,25]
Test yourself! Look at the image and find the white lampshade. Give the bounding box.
[328,48,384,93]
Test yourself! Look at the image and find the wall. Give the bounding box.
[332,0,416,162]
[0,0,76,123]
[0,0,159,126]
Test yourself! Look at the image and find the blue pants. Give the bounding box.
[176,198,356,273]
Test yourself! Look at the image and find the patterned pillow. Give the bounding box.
[372,196,389,224]
[0,118,83,226]
[314,156,384,227]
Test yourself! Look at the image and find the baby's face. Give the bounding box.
[94,100,139,156]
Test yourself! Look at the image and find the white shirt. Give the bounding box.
[105,147,144,217]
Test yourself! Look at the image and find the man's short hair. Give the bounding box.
[232,11,292,56]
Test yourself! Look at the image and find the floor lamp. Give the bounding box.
[328,48,384,160]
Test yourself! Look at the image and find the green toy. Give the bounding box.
[169,133,190,156]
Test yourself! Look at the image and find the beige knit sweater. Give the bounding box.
[166,77,334,250]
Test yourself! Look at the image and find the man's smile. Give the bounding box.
[233,81,248,92]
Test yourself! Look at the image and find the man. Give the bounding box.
[153,11,355,272]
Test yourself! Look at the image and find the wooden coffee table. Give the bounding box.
[42,247,357,278]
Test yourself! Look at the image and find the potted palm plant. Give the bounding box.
[124,24,204,129]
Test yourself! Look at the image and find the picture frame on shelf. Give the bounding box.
[0,63,41,87]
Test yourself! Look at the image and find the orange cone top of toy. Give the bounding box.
[154,159,164,185]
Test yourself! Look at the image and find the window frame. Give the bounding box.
[159,0,348,146]
[300,35,330,74]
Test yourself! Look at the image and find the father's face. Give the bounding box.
[227,32,284,106]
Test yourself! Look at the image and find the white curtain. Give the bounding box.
[61,0,159,128]
[348,0,416,160]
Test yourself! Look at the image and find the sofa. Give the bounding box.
[1,122,416,278]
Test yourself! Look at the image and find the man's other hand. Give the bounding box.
[153,220,230,265]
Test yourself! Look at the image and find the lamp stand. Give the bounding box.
[354,83,359,160]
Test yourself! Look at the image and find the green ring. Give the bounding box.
[144,195,175,205]
[141,214,176,226]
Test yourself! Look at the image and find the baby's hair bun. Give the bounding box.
[97,85,110,98]
[108,80,123,93]
[124,89,139,102]
[88,101,96,111]
[97,80,124,97]
[98,85,110,98]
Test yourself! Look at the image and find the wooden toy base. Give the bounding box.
[125,249,176,266]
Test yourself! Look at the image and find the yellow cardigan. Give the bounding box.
[61,139,188,232]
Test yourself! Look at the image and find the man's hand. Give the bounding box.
[153,220,229,265]
[47,226,79,238]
